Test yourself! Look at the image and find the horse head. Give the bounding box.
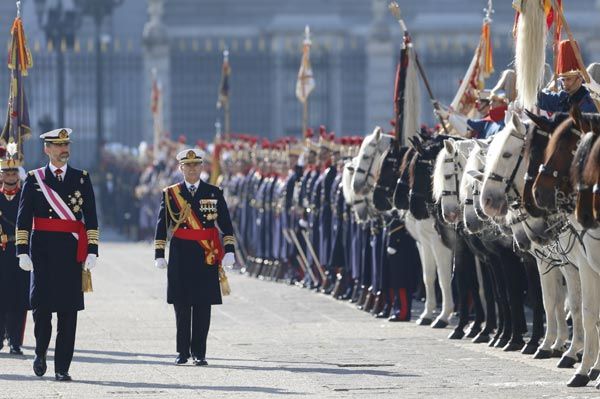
[481,112,527,218]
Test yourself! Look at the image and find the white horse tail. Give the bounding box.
[514,0,547,110]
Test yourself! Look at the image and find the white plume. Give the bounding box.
[7,141,17,157]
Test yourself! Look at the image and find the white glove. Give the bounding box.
[155,258,167,269]
[84,254,97,270]
[435,107,450,119]
[387,247,397,255]
[298,219,309,229]
[18,254,33,271]
[222,252,235,268]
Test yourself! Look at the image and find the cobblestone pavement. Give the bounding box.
[1,243,598,398]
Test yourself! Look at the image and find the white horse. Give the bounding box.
[433,138,476,224]
[407,214,455,328]
[351,126,394,196]
[480,113,585,369]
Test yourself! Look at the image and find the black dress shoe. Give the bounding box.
[175,354,189,365]
[55,372,72,382]
[9,346,24,355]
[193,358,208,366]
[33,355,47,377]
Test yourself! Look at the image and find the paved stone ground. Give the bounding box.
[1,242,599,398]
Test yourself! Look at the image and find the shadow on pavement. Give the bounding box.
[71,379,302,395]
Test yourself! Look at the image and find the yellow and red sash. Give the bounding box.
[173,227,223,265]
[168,185,222,265]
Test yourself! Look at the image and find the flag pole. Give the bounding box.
[297,25,314,135]
[302,26,310,135]
[388,2,449,135]
[217,49,231,140]
[302,100,308,137]
[224,100,230,139]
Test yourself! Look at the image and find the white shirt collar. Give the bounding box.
[185,180,200,190]
[48,163,68,177]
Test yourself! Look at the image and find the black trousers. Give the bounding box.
[0,310,27,347]
[32,309,78,373]
[174,304,211,359]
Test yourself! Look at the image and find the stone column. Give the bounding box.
[142,0,170,144]
[365,0,394,133]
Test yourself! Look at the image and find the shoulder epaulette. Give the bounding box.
[28,170,34,176]
[164,183,179,193]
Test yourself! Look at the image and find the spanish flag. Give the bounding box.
[1,5,33,163]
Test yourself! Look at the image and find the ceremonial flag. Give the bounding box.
[392,31,420,144]
[217,50,231,110]
[393,32,409,141]
[1,4,32,164]
[295,26,315,104]
[450,9,494,117]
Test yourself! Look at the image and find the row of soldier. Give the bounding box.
[219,128,422,321]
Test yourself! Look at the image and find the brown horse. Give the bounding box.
[584,136,600,222]
[572,132,600,228]
[532,110,600,213]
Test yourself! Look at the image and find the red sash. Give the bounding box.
[33,217,88,263]
[173,227,223,265]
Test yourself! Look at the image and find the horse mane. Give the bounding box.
[484,117,520,176]
[574,112,600,133]
[399,147,415,178]
[544,116,575,161]
[583,135,600,185]
[570,132,597,186]
[523,122,551,168]
[460,143,485,202]
[432,147,447,202]
[408,151,420,188]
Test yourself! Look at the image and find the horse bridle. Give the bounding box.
[487,129,526,207]
[440,152,461,203]
[537,127,584,212]
[409,157,436,212]
[354,140,381,189]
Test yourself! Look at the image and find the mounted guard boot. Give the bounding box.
[388,289,412,322]
[377,288,395,319]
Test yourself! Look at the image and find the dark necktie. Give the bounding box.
[189,185,196,196]
[55,168,63,182]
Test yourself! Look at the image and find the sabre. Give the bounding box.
[285,227,318,283]
[232,221,249,261]
[300,229,328,285]
[388,2,450,135]
[283,228,311,280]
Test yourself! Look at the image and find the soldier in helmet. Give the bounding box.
[538,40,597,113]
